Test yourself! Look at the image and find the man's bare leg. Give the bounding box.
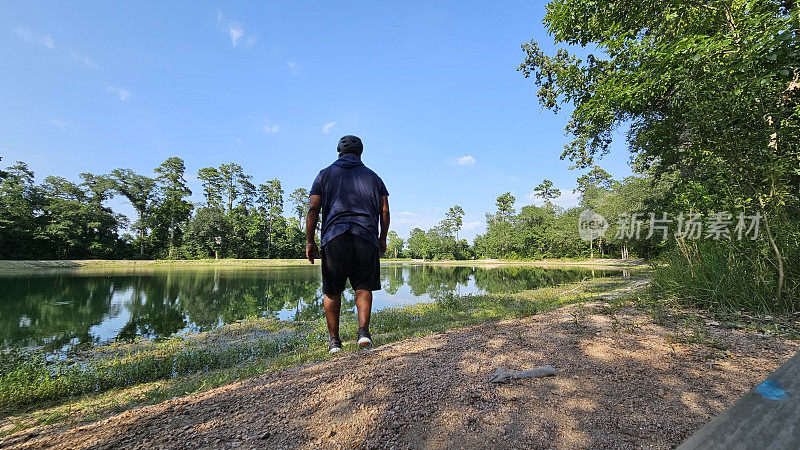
[355,289,373,346]
[323,293,342,339]
[354,289,373,330]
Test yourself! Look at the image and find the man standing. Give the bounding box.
[305,135,390,354]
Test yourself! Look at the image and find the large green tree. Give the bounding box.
[258,179,284,257]
[494,192,516,222]
[289,188,309,230]
[0,161,40,258]
[387,230,405,258]
[109,168,157,256]
[533,179,561,210]
[153,157,193,259]
[41,175,121,258]
[443,205,465,241]
[218,163,254,212]
[183,207,231,259]
[197,167,224,209]
[575,166,613,209]
[520,0,800,301]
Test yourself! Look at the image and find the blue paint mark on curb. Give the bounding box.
[757,379,788,400]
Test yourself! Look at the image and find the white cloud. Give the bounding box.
[263,122,279,133]
[322,122,336,134]
[16,28,102,69]
[447,155,476,166]
[48,119,69,131]
[462,221,483,231]
[83,56,97,68]
[16,28,55,49]
[393,210,438,229]
[394,216,435,227]
[287,61,300,73]
[41,35,55,48]
[217,10,256,47]
[106,86,130,102]
[15,27,33,41]
[228,26,243,46]
[457,155,476,165]
[68,51,97,68]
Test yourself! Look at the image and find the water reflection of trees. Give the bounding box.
[0,266,620,349]
[0,269,326,348]
[0,275,115,349]
[116,274,187,340]
[382,265,405,295]
[473,267,598,293]
[168,269,323,329]
[405,266,473,300]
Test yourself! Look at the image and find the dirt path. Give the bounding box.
[4,302,797,449]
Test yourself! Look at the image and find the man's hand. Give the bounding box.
[306,242,318,264]
[305,195,322,263]
[379,195,390,257]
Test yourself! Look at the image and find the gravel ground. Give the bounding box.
[4,301,797,449]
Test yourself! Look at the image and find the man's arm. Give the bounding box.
[306,194,322,263]
[379,195,390,254]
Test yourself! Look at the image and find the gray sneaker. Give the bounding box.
[328,336,342,354]
[357,328,372,347]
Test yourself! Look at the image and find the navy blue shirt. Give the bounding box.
[310,154,389,248]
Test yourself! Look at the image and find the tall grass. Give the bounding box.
[652,238,800,313]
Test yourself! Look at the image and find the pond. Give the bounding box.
[0,264,623,350]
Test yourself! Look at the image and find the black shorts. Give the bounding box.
[321,232,381,295]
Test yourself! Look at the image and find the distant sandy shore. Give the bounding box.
[0,258,648,271]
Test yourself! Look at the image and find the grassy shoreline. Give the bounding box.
[4,271,797,440]
[0,275,647,436]
[0,257,648,271]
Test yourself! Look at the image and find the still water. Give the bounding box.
[0,264,620,350]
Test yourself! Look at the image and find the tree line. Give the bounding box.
[397,169,663,261]
[0,156,313,260]
[1,153,755,266]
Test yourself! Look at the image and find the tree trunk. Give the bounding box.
[168,217,175,259]
[758,200,784,302]
[138,210,146,256]
[267,216,272,257]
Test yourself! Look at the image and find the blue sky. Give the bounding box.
[1,1,633,241]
